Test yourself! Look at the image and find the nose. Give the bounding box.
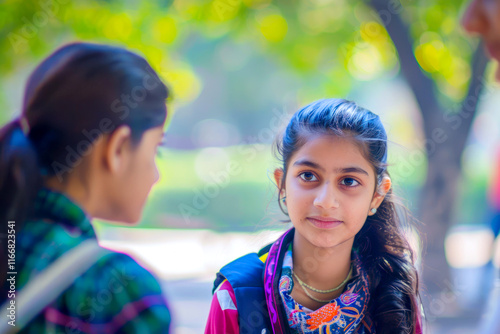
[461,0,488,35]
[313,182,340,210]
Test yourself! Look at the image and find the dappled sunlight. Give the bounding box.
[194,147,231,184]
[3,0,500,332]
[445,226,494,269]
[152,16,178,44]
[258,13,288,43]
[191,119,242,148]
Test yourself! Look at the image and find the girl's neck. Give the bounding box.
[292,233,353,292]
[45,176,95,218]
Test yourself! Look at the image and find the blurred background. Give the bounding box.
[2,0,500,332]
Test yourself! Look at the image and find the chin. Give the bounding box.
[125,214,142,224]
[120,205,144,224]
[98,214,141,225]
[308,234,339,249]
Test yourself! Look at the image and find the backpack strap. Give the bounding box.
[214,253,272,333]
[0,239,111,333]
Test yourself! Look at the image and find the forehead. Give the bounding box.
[289,135,374,173]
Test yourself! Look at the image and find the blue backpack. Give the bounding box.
[213,245,275,334]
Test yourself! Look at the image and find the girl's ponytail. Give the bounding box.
[0,119,42,283]
[0,119,42,223]
[355,192,420,334]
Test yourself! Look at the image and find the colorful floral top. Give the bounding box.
[206,228,423,334]
[1,188,171,333]
[279,245,374,333]
[206,239,374,333]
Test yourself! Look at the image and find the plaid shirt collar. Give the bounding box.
[33,187,96,239]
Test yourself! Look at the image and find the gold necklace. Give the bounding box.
[291,266,353,303]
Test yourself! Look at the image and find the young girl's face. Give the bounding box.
[281,134,383,250]
[111,126,164,223]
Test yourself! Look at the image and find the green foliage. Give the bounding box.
[1,0,488,230]
[1,0,478,104]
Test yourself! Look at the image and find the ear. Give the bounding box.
[368,176,392,216]
[104,125,132,174]
[274,168,285,195]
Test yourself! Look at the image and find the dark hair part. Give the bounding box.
[0,42,168,277]
[274,98,421,333]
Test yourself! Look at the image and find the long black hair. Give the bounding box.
[275,98,421,333]
[0,42,168,278]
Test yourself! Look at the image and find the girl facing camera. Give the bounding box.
[206,99,423,333]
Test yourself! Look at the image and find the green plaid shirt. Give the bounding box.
[7,188,171,333]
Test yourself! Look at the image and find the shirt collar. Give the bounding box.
[34,188,96,238]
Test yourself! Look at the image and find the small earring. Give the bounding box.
[282,196,286,203]
[370,208,377,214]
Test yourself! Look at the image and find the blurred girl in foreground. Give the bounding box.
[0,42,171,333]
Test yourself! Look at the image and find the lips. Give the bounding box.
[307,216,343,229]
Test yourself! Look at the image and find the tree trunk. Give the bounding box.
[368,0,489,300]
[418,144,462,293]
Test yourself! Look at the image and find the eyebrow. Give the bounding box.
[292,159,369,176]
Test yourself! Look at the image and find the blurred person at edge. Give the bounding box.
[0,42,171,333]
[463,1,500,333]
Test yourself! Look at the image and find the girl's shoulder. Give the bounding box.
[16,218,93,287]
[40,245,169,332]
[206,280,239,334]
[215,252,266,291]
[67,249,168,309]
[14,221,171,333]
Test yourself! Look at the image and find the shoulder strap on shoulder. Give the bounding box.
[221,253,264,287]
[0,239,111,333]
[258,242,272,257]
[213,253,264,294]
[215,253,271,333]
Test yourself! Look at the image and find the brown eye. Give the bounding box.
[299,172,317,182]
[340,177,359,187]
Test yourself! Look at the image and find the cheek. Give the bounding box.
[286,182,314,219]
[140,146,159,178]
[141,156,159,191]
[352,190,372,207]
[346,196,372,225]
[130,152,158,198]
[286,176,314,197]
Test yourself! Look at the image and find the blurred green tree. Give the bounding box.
[1,0,489,295]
